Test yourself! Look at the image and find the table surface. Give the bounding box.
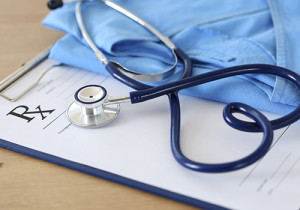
[0,1,198,209]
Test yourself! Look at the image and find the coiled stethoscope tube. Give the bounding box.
[48,0,300,173]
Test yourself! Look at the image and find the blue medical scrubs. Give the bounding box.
[43,0,300,114]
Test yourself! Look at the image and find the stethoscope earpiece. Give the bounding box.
[67,85,120,128]
[47,0,63,10]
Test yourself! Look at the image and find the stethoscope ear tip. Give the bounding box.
[47,0,63,10]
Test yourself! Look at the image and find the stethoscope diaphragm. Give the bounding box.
[67,85,120,128]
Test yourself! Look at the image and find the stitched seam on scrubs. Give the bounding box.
[246,38,276,64]
[167,8,269,37]
[238,75,273,100]
[267,0,287,104]
[201,28,276,64]
[174,26,276,70]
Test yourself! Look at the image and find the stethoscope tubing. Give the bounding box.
[105,48,192,90]
[165,64,300,172]
[170,98,274,172]
[105,47,295,172]
[48,0,300,173]
[127,63,300,172]
[130,64,300,132]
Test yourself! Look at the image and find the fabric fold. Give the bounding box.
[43,0,300,114]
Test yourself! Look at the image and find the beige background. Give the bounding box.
[0,1,199,209]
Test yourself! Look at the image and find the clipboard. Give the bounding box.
[0,50,223,210]
[1,49,300,210]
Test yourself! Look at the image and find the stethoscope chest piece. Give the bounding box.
[67,85,120,128]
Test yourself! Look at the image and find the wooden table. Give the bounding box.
[0,1,198,209]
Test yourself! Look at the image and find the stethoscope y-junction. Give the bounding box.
[48,0,300,173]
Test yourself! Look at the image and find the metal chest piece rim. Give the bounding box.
[67,84,120,128]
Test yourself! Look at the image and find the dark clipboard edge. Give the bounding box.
[0,138,228,210]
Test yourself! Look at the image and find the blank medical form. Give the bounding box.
[1,60,300,210]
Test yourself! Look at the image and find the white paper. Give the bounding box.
[1,59,300,210]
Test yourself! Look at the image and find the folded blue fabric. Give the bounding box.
[43,0,300,114]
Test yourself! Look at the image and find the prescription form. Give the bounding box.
[1,59,300,210]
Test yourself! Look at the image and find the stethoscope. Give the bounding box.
[48,0,300,173]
